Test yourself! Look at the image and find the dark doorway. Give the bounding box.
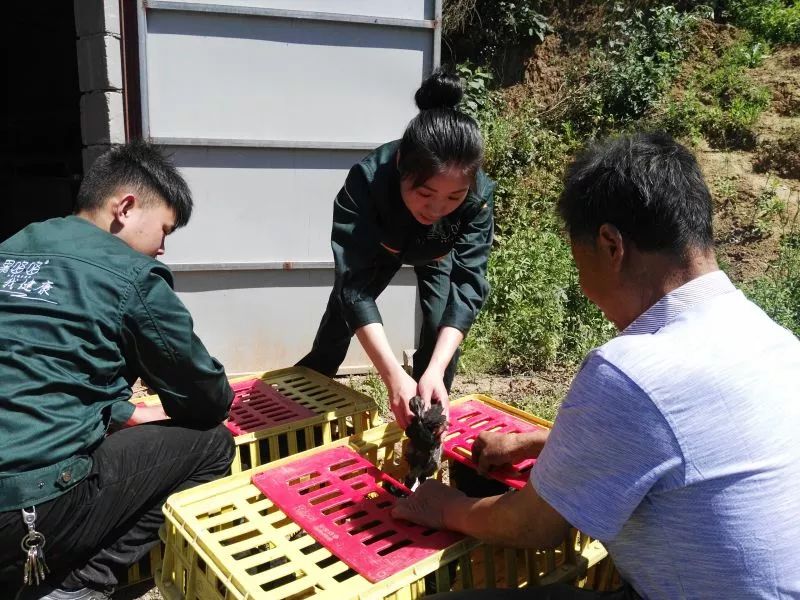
[0,2,83,242]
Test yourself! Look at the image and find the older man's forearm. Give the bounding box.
[445,483,570,549]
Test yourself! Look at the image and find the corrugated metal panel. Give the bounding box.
[147,0,433,21]
[172,268,419,374]
[138,0,438,372]
[161,147,364,264]
[144,10,432,143]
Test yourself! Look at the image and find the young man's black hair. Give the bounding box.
[76,140,193,229]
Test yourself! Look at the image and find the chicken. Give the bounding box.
[403,395,448,491]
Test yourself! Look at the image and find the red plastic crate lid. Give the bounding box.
[443,399,547,490]
[225,378,316,435]
[251,446,464,583]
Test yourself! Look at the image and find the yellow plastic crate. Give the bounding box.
[134,366,380,474]
[118,542,163,588]
[125,367,379,586]
[155,394,613,600]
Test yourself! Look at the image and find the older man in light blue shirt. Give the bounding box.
[393,132,800,599]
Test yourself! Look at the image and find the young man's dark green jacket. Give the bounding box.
[0,216,233,511]
[334,140,495,335]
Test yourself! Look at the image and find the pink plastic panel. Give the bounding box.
[443,400,547,490]
[225,379,316,435]
[251,446,464,583]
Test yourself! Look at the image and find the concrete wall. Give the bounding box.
[74,0,124,170]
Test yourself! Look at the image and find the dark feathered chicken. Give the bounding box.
[403,395,448,490]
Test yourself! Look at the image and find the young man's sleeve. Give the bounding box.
[531,353,685,541]
[331,165,388,332]
[121,265,234,424]
[439,192,494,334]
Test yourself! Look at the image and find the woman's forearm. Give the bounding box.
[355,323,405,382]
[426,326,464,374]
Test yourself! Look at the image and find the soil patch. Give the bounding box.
[750,47,800,120]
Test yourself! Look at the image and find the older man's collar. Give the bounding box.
[622,270,735,336]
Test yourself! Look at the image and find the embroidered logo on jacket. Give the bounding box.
[0,259,58,304]
[416,220,461,246]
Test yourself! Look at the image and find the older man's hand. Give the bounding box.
[391,480,467,530]
[471,431,525,475]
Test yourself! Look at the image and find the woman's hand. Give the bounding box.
[417,367,450,421]
[386,369,418,430]
[415,326,462,422]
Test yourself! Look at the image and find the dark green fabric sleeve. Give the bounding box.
[332,165,386,331]
[440,194,495,334]
[109,399,136,424]
[120,266,234,424]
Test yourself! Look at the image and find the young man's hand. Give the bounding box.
[124,403,170,427]
[387,369,418,430]
[417,367,450,422]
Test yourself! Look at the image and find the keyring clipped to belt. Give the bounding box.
[20,506,49,586]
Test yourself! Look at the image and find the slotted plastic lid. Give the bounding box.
[443,399,546,490]
[251,446,464,583]
[225,378,316,435]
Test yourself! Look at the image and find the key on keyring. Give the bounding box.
[22,534,49,585]
[20,507,49,586]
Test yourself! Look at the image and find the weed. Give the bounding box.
[464,220,614,373]
[652,35,771,149]
[750,179,786,237]
[712,173,739,209]
[745,235,800,336]
[725,0,800,44]
[515,392,563,422]
[348,371,389,418]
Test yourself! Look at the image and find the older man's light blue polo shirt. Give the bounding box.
[532,271,800,599]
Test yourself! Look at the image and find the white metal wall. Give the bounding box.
[137,0,439,373]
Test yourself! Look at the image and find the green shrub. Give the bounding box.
[726,0,800,44]
[466,225,574,372]
[702,93,770,149]
[569,5,705,131]
[444,0,553,64]
[478,101,579,236]
[457,63,494,120]
[464,221,615,373]
[455,70,617,374]
[745,235,800,337]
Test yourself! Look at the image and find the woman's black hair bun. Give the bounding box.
[414,68,463,111]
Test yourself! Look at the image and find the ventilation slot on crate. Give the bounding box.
[251,446,463,582]
[226,379,316,435]
[443,400,547,490]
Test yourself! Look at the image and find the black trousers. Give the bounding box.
[297,255,460,391]
[0,421,234,593]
